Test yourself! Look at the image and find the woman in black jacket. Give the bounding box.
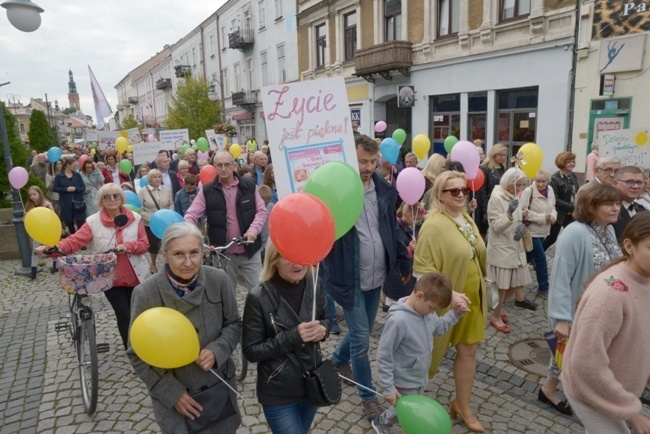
[53,157,86,235]
[476,144,508,238]
[242,241,332,434]
[543,152,579,250]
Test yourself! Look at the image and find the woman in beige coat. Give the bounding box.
[487,168,536,333]
[138,169,174,273]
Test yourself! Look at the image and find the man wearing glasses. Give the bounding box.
[612,165,647,240]
[577,156,621,199]
[184,151,268,290]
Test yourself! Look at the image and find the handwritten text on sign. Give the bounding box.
[599,128,650,168]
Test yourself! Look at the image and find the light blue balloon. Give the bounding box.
[380,138,400,164]
[47,147,62,163]
[139,175,148,188]
[124,190,141,208]
[150,209,184,239]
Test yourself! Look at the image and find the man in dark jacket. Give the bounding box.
[322,135,412,422]
[184,151,268,290]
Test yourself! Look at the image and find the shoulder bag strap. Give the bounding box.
[146,188,160,210]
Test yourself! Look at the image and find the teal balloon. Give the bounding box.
[396,396,452,434]
[124,190,141,208]
[303,162,364,240]
[196,137,209,152]
[139,175,148,188]
[124,204,141,215]
[444,135,459,154]
[392,128,407,145]
[150,209,184,239]
[380,138,400,164]
[47,147,62,163]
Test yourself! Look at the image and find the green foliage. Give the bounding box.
[122,113,139,130]
[63,107,77,115]
[166,76,221,140]
[27,109,54,153]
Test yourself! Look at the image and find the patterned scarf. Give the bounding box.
[586,222,622,271]
[165,264,199,298]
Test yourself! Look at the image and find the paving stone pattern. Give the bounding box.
[0,256,647,434]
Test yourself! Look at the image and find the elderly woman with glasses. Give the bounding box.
[414,171,484,432]
[127,222,242,434]
[35,184,150,353]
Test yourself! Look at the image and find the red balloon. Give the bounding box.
[269,193,336,265]
[467,168,485,192]
[78,155,90,169]
[200,164,217,184]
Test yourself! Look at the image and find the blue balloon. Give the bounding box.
[47,147,62,163]
[150,209,184,239]
[139,175,148,188]
[380,138,400,164]
[124,190,141,208]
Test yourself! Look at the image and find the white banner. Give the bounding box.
[127,127,142,143]
[85,132,98,142]
[132,141,166,166]
[159,129,190,149]
[205,129,219,151]
[260,77,358,198]
[599,127,650,168]
[96,131,121,151]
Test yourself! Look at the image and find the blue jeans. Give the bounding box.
[331,286,381,402]
[262,400,318,434]
[325,293,338,323]
[526,237,549,292]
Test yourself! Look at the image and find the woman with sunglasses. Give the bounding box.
[414,171,486,432]
[35,183,150,359]
[487,168,536,334]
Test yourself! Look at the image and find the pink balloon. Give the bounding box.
[8,167,29,190]
[450,141,480,180]
[374,121,387,133]
[396,168,426,205]
[147,134,155,142]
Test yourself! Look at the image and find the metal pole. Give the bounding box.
[0,93,33,276]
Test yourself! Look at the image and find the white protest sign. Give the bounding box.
[85,132,98,142]
[132,142,166,166]
[159,129,190,149]
[127,127,143,143]
[260,77,358,198]
[599,128,650,168]
[96,131,121,151]
[205,129,220,151]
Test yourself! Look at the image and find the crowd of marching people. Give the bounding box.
[23,134,650,434]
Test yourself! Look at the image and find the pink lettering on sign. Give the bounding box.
[323,145,343,154]
[596,121,622,133]
[266,86,337,124]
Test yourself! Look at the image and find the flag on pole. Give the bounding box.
[88,65,112,130]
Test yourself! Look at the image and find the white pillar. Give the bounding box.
[460,92,468,141]
[486,90,496,151]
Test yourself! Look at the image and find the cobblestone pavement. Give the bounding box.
[1,255,648,434]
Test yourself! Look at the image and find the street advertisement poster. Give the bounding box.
[260,77,358,198]
[132,142,166,166]
[205,129,220,151]
[96,131,121,151]
[599,127,650,167]
[127,127,143,143]
[159,129,190,150]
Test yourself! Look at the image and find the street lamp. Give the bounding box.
[1,0,43,32]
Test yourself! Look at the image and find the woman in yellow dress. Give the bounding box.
[414,170,487,433]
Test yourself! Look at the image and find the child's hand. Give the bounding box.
[452,302,471,316]
[384,392,401,406]
[451,292,470,315]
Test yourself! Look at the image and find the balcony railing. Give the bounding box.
[127,96,139,104]
[228,28,254,51]
[175,65,191,78]
[231,90,258,110]
[353,40,413,82]
[156,78,172,90]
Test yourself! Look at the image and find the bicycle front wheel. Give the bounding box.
[233,340,248,382]
[76,317,98,414]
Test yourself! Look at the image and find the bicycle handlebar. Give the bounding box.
[204,237,254,254]
[40,246,124,256]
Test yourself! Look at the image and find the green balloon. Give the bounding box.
[192,144,199,151]
[304,162,364,240]
[444,135,459,154]
[91,142,98,149]
[392,128,407,145]
[396,395,452,434]
[119,159,133,175]
[180,144,191,155]
[124,204,141,215]
[196,137,209,152]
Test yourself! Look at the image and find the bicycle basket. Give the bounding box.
[58,253,117,295]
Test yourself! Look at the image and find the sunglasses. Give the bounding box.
[102,193,121,201]
[443,188,470,197]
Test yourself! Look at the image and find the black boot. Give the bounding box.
[30,266,37,279]
[50,261,57,274]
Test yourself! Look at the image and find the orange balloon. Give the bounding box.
[467,168,485,192]
[199,164,217,184]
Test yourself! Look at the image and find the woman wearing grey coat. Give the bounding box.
[127,222,242,434]
[80,160,104,216]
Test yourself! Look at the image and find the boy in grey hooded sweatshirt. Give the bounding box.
[372,272,470,432]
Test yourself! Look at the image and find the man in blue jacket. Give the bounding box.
[323,135,412,422]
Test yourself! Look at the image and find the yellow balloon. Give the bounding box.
[519,142,544,179]
[120,130,129,138]
[25,208,62,246]
[90,148,96,155]
[127,145,133,152]
[116,137,128,154]
[230,143,242,159]
[412,134,431,159]
[130,307,200,369]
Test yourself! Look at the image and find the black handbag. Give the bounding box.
[186,378,238,434]
[72,200,86,212]
[301,347,342,407]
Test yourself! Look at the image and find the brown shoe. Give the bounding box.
[363,399,384,421]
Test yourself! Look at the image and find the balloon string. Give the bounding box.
[339,374,384,398]
[471,180,475,220]
[311,263,319,321]
[209,368,244,400]
[411,205,417,241]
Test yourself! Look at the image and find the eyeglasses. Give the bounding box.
[169,251,202,263]
[618,179,645,187]
[215,163,233,169]
[102,193,121,201]
[598,167,616,174]
[443,188,470,197]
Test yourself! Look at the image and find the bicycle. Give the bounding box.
[203,237,251,382]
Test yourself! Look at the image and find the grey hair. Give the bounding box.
[596,155,620,167]
[177,160,189,169]
[534,167,552,181]
[95,183,126,208]
[615,165,644,179]
[500,167,526,187]
[405,152,417,160]
[160,222,203,254]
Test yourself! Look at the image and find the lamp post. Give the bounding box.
[1,0,44,32]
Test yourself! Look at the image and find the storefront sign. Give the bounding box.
[602,74,616,96]
[598,34,646,73]
[592,1,650,39]
[599,127,650,167]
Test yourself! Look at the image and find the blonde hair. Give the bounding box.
[261,240,313,282]
[25,185,47,212]
[483,143,508,170]
[95,183,126,208]
[426,171,466,217]
[422,154,446,182]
